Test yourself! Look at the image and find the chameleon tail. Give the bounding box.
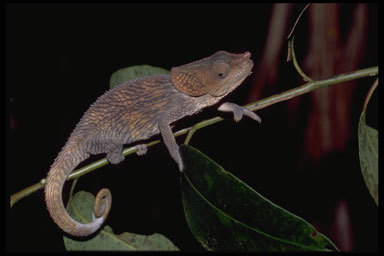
[45,139,112,237]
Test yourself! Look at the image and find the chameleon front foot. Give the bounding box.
[218,102,261,123]
[176,146,185,172]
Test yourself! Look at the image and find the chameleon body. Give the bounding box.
[45,50,260,237]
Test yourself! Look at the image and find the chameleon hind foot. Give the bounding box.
[135,144,148,156]
[106,145,125,164]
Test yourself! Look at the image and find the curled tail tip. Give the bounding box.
[70,188,112,236]
[45,187,112,237]
[45,164,112,236]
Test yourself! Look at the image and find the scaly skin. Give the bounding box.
[45,51,260,236]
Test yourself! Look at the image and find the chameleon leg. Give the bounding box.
[218,102,261,123]
[106,144,125,164]
[158,120,184,171]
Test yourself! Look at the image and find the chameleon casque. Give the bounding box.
[45,50,261,237]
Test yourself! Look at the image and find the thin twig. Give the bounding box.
[362,78,378,112]
[287,3,311,40]
[287,36,314,82]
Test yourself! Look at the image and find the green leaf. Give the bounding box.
[109,65,170,89]
[179,144,338,251]
[63,191,179,251]
[358,112,378,205]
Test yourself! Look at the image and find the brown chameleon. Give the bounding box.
[45,50,261,237]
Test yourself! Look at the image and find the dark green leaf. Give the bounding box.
[179,144,338,251]
[63,191,179,251]
[358,112,378,205]
[109,65,170,89]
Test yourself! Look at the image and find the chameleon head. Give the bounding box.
[170,51,254,97]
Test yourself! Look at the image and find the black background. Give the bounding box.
[5,3,378,252]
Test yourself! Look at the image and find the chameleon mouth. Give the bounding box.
[231,59,253,86]
[229,52,254,88]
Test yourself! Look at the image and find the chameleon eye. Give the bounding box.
[213,61,230,79]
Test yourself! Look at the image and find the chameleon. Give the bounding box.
[45,50,261,237]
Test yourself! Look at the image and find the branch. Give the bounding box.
[10,66,378,207]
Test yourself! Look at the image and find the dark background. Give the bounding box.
[5,3,378,252]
